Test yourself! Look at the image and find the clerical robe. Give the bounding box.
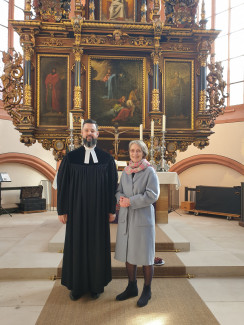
[57,146,118,294]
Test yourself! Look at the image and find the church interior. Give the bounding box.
[0,0,244,324]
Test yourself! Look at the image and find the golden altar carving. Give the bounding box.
[0,0,228,162]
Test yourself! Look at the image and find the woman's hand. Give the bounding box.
[58,214,67,224]
[119,196,130,208]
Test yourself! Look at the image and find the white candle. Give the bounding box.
[162,115,166,132]
[151,120,154,137]
[140,124,143,140]
[70,112,73,129]
[81,118,84,130]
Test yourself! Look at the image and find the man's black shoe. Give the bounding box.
[69,291,82,301]
[91,292,100,299]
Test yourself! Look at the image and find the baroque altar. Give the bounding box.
[1,0,228,164]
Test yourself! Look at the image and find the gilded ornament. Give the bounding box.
[0,51,23,124]
[24,84,32,106]
[82,34,100,44]
[153,19,163,38]
[199,89,206,111]
[24,47,34,61]
[178,141,190,152]
[167,142,177,153]
[33,0,71,22]
[73,86,82,109]
[20,33,35,47]
[151,50,162,65]
[73,47,83,61]
[75,34,82,46]
[196,118,209,129]
[151,89,160,111]
[43,38,63,46]
[193,139,209,150]
[53,140,65,151]
[41,139,52,150]
[25,0,31,11]
[166,44,191,52]
[71,17,83,34]
[206,61,228,127]
[20,135,36,146]
[131,37,152,47]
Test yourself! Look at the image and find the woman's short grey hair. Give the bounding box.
[129,140,149,158]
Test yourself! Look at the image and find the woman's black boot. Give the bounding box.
[137,285,151,307]
[116,280,138,301]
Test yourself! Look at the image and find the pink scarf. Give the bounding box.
[124,159,151,175]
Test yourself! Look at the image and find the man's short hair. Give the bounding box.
[83,119,98,130]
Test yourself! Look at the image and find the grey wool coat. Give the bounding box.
[115,166,160,266]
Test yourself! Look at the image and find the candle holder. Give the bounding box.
[149,136,156,167]
[160,130,170,172]
[69,128,75,152]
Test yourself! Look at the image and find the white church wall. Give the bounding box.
[0,119,56,169]
[0,163,50,206]
[175,122,244,164]
[174,121,244,205]
[178,164,243,204]
[0,119,56,207]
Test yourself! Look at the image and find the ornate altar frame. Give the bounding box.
[0,0,228,162]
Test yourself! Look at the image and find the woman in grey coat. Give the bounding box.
[115,140,160,307]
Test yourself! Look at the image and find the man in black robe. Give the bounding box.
[57,119,118,300]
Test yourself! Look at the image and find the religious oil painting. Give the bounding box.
[88,56,145,127]
[164,59,194,129]
[100,0,136,22]
[37,54,69,127]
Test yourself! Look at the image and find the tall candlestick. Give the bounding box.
[81,118,84,130]
[162,115,166,132]
[70,112,73,129]
[151,120,154,137]
[140,124,143,140]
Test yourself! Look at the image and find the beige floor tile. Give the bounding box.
[206,302,244,325]
[0,306,43,325]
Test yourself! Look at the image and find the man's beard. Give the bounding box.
[83,137,97,148]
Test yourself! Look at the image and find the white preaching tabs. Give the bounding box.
[84,146,98,164]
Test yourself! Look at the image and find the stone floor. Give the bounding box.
[0,210,244,325]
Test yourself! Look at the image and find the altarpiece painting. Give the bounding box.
[88,56,145,128]
[164,59,194,129]
[37,54,69,127]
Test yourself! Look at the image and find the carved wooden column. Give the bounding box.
[194,38,212,149]
[198,1,209,113]
[71,17,84,137]
[17,32,36,146]
[149,18,163,126]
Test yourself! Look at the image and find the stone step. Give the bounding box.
[48,224,190,253]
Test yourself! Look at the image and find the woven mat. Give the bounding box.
[36,278,219,325]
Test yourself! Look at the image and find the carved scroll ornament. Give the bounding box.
[0,51,23,126]
[206,61,229,128]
